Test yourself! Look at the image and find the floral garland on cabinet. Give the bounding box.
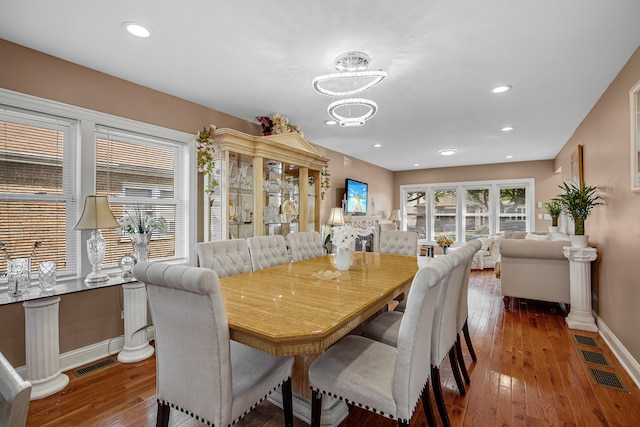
[196,125,219,197]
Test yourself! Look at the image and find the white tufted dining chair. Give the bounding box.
[308,261,446,427]
[379,230,419,256]
[362,246,476,427]
[0,352,31,427]
[195,239,252,277]
[286,231,323,261]
[133,262,294,427]
[247,235,290,270]
[455,239,482,384]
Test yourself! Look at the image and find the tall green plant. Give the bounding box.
[543,198,563,227]
[557,182,601,235]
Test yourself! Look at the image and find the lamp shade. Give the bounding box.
[73,195,119,230]
[327,207,345,225]
[389,209,401,221]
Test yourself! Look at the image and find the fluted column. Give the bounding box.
[23,296,69,399]
[563,246,598,332]
[118,281,154,363]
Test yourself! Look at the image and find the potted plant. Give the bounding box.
[543,198,563,232]
[557,181,601,247]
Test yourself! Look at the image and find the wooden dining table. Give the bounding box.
[219,252,421,405]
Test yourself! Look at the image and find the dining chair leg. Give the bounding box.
[156,401,170,427]
[282,378,294,427]
[431,365,451,427]
[462,320,477,362]
[456,335,471,385]
[448,347,466,396]
[311,390,323,427]
[421,379,437,427]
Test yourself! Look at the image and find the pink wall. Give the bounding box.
[554,46,640,363]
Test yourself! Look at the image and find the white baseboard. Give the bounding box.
[16,335,125,378]
[596,315,640,389]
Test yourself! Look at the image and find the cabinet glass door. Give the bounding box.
[228,153,253,239]
[263,160,299,237]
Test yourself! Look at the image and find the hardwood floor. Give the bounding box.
[26,269,640,426]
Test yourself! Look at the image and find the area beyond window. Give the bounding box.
[401,179,534,243]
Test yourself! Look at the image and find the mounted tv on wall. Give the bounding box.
[345,178,368,215]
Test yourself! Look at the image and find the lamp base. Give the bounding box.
[84,271,109,284]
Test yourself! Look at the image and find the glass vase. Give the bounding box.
[131,233,151,262]
[335,247,352,271]
[38,261,57,291]
[7,257,31,296]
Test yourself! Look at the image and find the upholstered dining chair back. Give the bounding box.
[457,240,482,332]
[247,235,290,270]
[133,262,294,427]
[0,352,31,427]
[432,250,468,365]
[379,230,418,256]
[308,260,445,426]
[391,262,445,419]
[287,231,323,261]
[195,239,252,277]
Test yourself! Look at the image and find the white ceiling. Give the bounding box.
[1,1,640,171]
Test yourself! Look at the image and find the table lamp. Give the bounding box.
[73,195,120,283]
[327,207,345,226]
[389,209,400,228]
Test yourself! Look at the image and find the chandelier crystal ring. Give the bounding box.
[327,98,378,127]
[312,70,387,97]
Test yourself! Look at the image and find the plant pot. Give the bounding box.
[570,235,589,248]
[549,226,559,233]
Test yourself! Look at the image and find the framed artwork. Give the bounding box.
[571,144,584,187]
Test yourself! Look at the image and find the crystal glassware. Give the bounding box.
[38,261,57,291]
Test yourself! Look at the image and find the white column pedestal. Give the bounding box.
[563,246,598,332]
[118,281,154,363]
[23,297,70,400]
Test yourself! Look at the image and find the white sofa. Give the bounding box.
[499,231,571,309]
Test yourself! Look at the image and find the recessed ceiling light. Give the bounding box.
[505,155,514,159]
[324,119,337,125]
[123,22,150,38]
[438,148,458,156]
[372,143,382,148]
[501,126,514,132]
[492,85,512,94]
[413,163,420,167]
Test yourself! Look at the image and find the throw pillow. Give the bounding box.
[549,232,570,241]
[525,233,550,241]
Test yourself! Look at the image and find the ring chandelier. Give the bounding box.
[312,51,386,127]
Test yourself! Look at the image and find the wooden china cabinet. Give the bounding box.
[205,128,327,241]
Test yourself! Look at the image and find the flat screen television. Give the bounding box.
[345,178,368,215]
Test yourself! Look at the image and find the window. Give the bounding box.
[498,185,527,232]
[464,187,490,241]
[1,106,77,278]
[405,190,426,239]
[401,179,533,243]
[433,188,457,240]
[95,127,187,266]
[1,89,194,282]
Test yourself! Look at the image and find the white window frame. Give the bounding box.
[400,178,534,244]
[0,88,197,280]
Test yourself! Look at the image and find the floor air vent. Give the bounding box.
[72,358,117,377]
[580,350,611,367]
[572,334,599,348]
[588,368,628,392]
